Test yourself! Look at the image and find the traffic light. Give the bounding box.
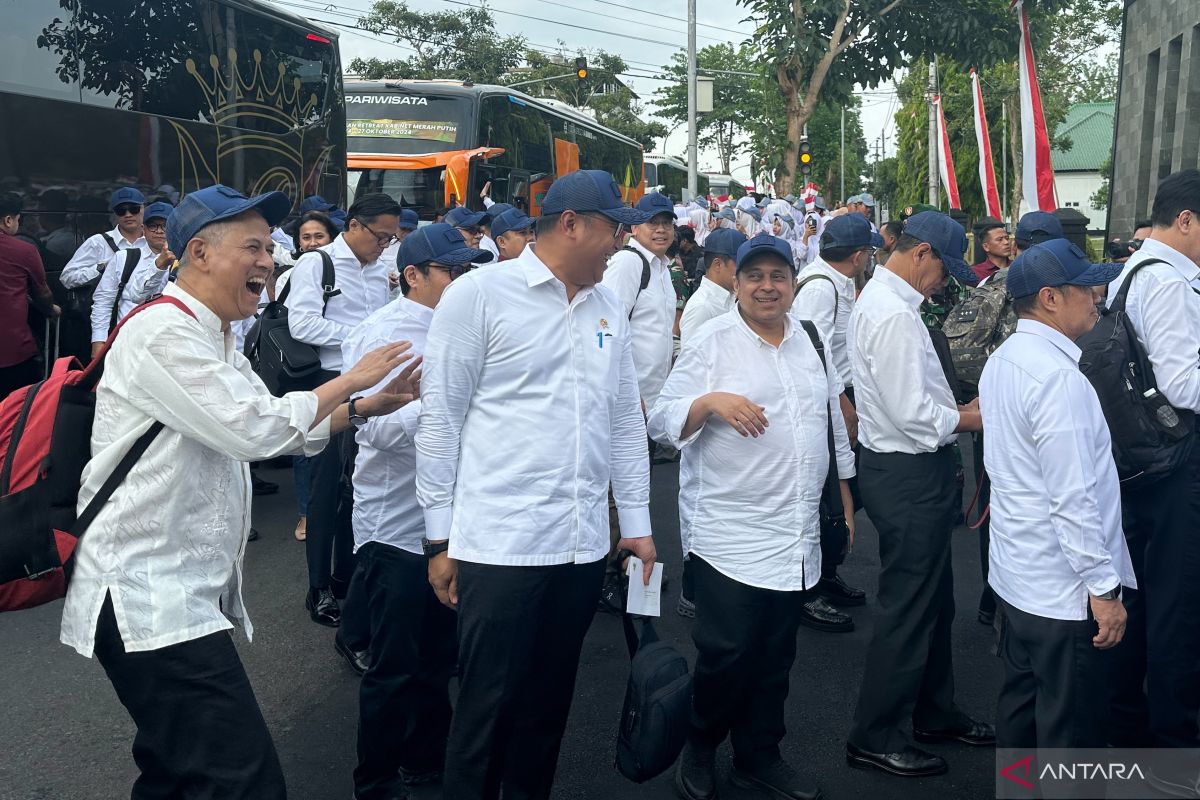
[575,57,588,82]
[799,139,813,178]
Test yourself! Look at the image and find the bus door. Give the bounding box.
[472,163,532,215]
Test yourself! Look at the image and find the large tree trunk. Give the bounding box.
[1006,93,1022,228]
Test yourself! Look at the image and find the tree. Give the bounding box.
[349,2,526,84]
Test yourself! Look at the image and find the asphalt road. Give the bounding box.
[0,441,1002,800]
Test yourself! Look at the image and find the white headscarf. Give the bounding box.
[689,208,711,246]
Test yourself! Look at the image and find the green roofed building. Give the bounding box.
[1050,101,1114,232]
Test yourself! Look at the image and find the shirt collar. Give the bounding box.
[110,226,146,247]
[328,233,362,265]
[732,305,795,347]
[395,294,435,325]
[518,243,558,287]
[812,257,856,293]
[628,236,669,269]
[1015,318,1082,361]
[698,276,733,302]
[871,265,926,309]
[1137,239,1200,281]
[163,281,224,333]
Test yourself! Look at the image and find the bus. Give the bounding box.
[704,172,747,202]
[643,154,709,204]
[1,0,346,357]
[344,80,645,219]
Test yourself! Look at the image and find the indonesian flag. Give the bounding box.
[934,95,961,209]
[971,69,1003,219]
[1014,0,1057,211]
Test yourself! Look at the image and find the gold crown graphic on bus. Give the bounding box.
[186,49,321,132]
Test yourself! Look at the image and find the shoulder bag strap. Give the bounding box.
[109,249,143,332]
[621,246,651,321]
[100,233,119,253]
[798,320,846,522]
[796,272,838,324]
[1110,257,1168,315]
[317,250,341,315]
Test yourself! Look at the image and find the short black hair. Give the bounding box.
[1133,218,1153,232]
[820,244,862,263]
[892,233,926,254]
[703,250,730,272]
[1150,169,1200,228]
[881,220,904,243]
[535,212,561,238]
[291,210,339,256]
[347,192,402,224]
[0,191,23,218]
[1014,238,1032,252]
[396,263,430,296]
[677,226,696,243]
[1012,292,1039,317]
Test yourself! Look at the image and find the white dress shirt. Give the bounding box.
[1105,239,1200,412]
[678,276,733,347]
[478,234,499,263]
[60,283,331,657]
[286,234,391,372]
[89,247,166,342]
[343,296,430,555]
[648,309,854,591]
[415,244,651,566]
[602,237,676,408]
[849,266,959,453]
[981,319,1136,620]
[792,258,855,388]
[60,226,147,289]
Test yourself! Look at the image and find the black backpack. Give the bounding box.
[1077,258,1195,486]
[64,233,120,320]
[615,613,692,783]
[107,249,144,333]
[245,250,339,396]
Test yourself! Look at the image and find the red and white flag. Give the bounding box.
[1014,0,1057,211]
[971,69,1003,219]
[934,95,961,209]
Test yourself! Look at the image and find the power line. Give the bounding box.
[441,0,691,49]
[556,0,756,37]
[523,0,742,43]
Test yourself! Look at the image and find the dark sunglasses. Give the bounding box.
[114,204,142,216]
[428,262,473,280]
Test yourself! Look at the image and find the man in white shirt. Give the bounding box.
[89,201,175,355]
[1103,169,1200,750]
[444,206,491,258]
[60,186,147,290]
[980,239,1132,752]
[650,233,854,800]
[343,223,489,800]
[846,212,991,777]
[417,169,657,797]
[678,227,743,346]
[61,184,416,800]
[489,208,535,262]
[793,214,880,629]
[288,192,400,627]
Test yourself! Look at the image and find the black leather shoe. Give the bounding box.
[247,527,260,542]
[731,759,822,799]
[398,766,442,786]
[914,718,996,746]
[334,632,370,675]
[306,587,341,627]
[798,596,854,633]
[675,741,718,800]
[251,472,279,496]
[845,743,947,777]
[817,573,866,607]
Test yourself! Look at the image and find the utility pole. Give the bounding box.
[1001,99,1009,222]
[686,0,698,201]
[927,59,939,207]
[840,107,845,203]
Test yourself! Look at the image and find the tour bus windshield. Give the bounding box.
[346,91,473,155]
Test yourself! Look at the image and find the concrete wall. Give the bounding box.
[1109,0,1200,238]
[1055,172,1105,230]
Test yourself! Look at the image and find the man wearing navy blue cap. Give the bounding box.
[444,206,489,255]
[793,214,881,630]
[490,208,535,262]
[981,239,1132,754]
[846,211,992,778]
[61,184,418,800]
[61,186,148,292]
[342,223,489,800]
[1013,210,1063,256]
[417,169,657,797]
[678,227,743,347]
[651,232,853,800]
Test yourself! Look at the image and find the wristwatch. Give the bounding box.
[348,396,367,428]
[421,537,450,558]
[1093,587,1121,601]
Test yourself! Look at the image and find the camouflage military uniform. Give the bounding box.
[920,275,968,330]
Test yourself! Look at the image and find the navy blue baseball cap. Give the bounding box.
[167,184,291,256]
[635,192,675,220]
[540,170,651,226]
[714,208,736,222]
[491,208,535,240]
[299,195,335,214]
[1006,239,1123,299]
[742,206,762,222]
[109,186,145,211]
[736,233,794,272]
[398,223,491,268]
[143,201,174,223]
[483,202,514,223]
[445,206,488,229]
[398,208,419,231]
[903,211,975,285]
[1015,210,1064,246]
[704,228,747,261]
[821,214,883,251]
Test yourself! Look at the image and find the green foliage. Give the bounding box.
[654,44,756,174]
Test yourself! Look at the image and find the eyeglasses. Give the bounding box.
[114,204,141,216]
[641,218,676,231]
[428,262,472,280]
[356,219,399,246]
[579,213,627,241]
[144,221,167,232]
[459,225,482,237]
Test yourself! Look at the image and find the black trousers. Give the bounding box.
[340,560,372,651]
[972,432,996,615]
[443,558,605,800]
[689,555,806,771]
[0,356,41,402]
[93,596,286,800]
[849,446,965,754]
[996,598,1108,748]
[353,543,457,800]
[306,428,355,590]
[1108,444,1200,747]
